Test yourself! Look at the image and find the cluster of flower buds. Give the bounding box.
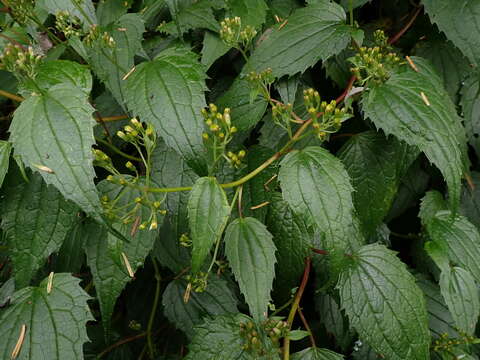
[226,150,246,168]
[219,17,257,49]
[239,320,265,355]
[8,0,34,24]
[83,24,115,48]
[179,233,192,247]
[262,317,289,345]
[239,318,288,356]
[246,68,275,90]
[185,272,208,293]
[55,11,82,38]
[117,118,157,155]
[303,88,351,140]
[0,44,42,79]
[349,45,402,85]
[373,29,390,48]
[433,331,480,355]
[92,148,117,174]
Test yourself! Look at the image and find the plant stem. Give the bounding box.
[97,332,148,359]
[349,0,354,26]
[283,257,311,360]
[298,307,316,348]
[0,89,23,102]
[147,258,161,359]
[95,137,142,162]
[388,6,422,45]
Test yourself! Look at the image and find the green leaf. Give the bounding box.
[159,0,219,35]
[291,347,344,359]
[9,84,103,219]
[84,179,160,334]
[188,177,231,273]
[151,142,198,272]
[439,266,479,334]
[266,193,311,301]
[279,146,364,254]
[414,37,471,99]
[337,131,417,237]
[422,0,480,66]
[96,0,133,25]
[228,0,268,28]
[125,46,207,168]
[29,60,92,94]
[276,75,300,105]
[460,73,480,159]
[53,222,86,273]
[184,313,252,360]
[460,171,480,229]
[361,56,469,209]
[216,77,268,131]
[201,31,230,70]
[425,211,480,283]
[337,243,430,360]
[40,0,97,30]
[0,141,11,188]
[162,277,238,338]
[247,0,354,78]
[340,0,371,10]
[0,273,93,360]
[1,167,79,288]
[419,190,448,226]
[89,14,145,108]
[224,217,276,321]
[288,330,310,341]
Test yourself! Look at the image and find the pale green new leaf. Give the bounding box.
[247,0,354,78]
[9,84,102,221]
[422,0,480,66]
[228,0,268,28]
[224,217,276,321]
[188,177,231,273]
[29,60,92,94]
[362,57,469,209]
[337,131,417,236]
[125,47,207,168]
[291,347,344,359]
[0,140,11,187]
[216,76,268,131]
[425,211,480,284]
[279,146,364,254]
[1,168,78,288]
[0,273,93,360]
[338,243,430,360]
[439,266,479,334]
[40,0,97,30]
[84,179,161,334]
[162,277,238,338]
[89,14,145,108]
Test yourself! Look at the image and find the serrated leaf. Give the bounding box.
[184,313,252,360]
[159,0,219,35]
[162,277,238,338]
[414,37,471,99]
[151,142,198,272]
[216,76,268,131]
[9,84,102,219]
[416,275,459,338]
[125,47,207,169]
[291,347,344,360]
[228,0,268,28]
[279,146,364,254]
[419,190,448,226]
[460,73,480,159]
[362,56,469,209]
[0,273,93,360]
[0,141,11,188]
[276,75,300,105]
[439,266,479,334]
[422,0,480,66]
[188,177,230,273]
[266,193,311,301]
[337,131,417,236]
[89,14,145,108]
[84,179,160,335]
[40,0,97,30]
[1,167,79,288]
[201,31,230,70]
[338,243,430,360]
[425,211,480,283]
[247,0,354,78]
[224,217,276,321]
[27,60,92,94]
[96,0,133,25]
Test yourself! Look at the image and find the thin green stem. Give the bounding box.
[95,137,141,162]
[271,298,294,317]
[147,258,161,359]
[349,0,354,26]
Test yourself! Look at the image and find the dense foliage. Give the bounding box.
[1,0,480,359]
